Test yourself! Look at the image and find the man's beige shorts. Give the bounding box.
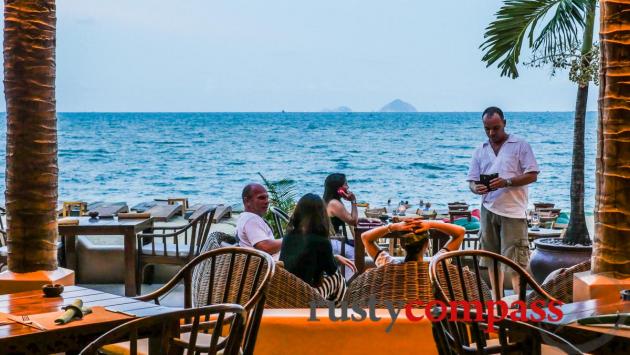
[479,206,529,272]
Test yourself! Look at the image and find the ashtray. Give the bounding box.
[42,283,64,297]
[621,289,630,301]
[88,211,99,219]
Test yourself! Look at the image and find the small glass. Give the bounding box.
[531,212,540,231]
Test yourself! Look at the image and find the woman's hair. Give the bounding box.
[401,233,430,263]
[285,193,331,237]
[323,173,347,202]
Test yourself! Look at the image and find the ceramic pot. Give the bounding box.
[530,238,592,284]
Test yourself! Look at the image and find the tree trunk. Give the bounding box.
[563,2,595,246]
[4,0,58,272]
[563,84,590,245]
[594,0,630,276]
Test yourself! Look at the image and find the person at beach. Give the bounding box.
[467,106,539,298]
[236,183,282,260]
[361,219,464,266]
[280,193,355,304]
[323,173,357,259]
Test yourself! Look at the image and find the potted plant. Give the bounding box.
[481,0,597,282]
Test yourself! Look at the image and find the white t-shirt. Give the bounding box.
[236,212,279,260]
[467,135,539,219]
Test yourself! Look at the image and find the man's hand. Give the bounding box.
[489,177,507,190]
[473,183,489,195]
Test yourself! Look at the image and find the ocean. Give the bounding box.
[0,112,597,212]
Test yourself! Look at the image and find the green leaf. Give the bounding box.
[258,173,297,237]
[480,0,592,78]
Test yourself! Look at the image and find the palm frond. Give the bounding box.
[480,0,592,78]
[257,173,297,212]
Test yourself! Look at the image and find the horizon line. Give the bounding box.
[0,110,598,114]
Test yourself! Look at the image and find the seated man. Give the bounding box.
[236,183,282,260]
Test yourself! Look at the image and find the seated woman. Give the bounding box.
[280,193,356,304]
[361,219,465,266]
[323,173,358,258]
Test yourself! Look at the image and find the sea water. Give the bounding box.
[0,112,597,212]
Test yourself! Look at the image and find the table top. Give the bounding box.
[539,299,630,352]
[0,286,175,353]
[58,216,154,234]
[527,227,563,237]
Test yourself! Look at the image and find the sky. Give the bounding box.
[2,0,600,112]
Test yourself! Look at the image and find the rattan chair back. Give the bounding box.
[345,261,431,308]
[265,265,327,308]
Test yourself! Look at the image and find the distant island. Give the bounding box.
[322,106,352,113]
[379,99,417,112]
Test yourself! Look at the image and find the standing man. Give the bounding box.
[467,107,539,298]
[236,183,282,260]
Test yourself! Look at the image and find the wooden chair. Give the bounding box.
[61,201,88,217]
[136,205,215,294]
[429,250,557,306]
[430,251,572,355]
[432,307,583,355]
[79,304,246,355]
[265,265,327,308]
[136,247,274,355]
[447,202,469,211]
[269,206,289,239]
[533,202,555,211]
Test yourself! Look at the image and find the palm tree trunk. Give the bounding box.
[563,2,595,246]
[594,0,630,276]
[4,0,58,272]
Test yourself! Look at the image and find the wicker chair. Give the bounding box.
[430,250,556,306]
[345,261,431,308]
[265,264,327,308]
[79,304,246,355]
[136,205,215,294]
[136,247,274,355]
[432,307,583,355]
[430,251,572,355]
[527,260,591,305]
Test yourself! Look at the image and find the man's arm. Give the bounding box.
[254,239,282,255]
[488,171,538,190]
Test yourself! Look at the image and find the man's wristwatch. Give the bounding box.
[506,178,513,187]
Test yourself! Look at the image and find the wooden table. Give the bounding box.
[59,217,154,296]
[0,285,175,354]
[528,227,562,240]
[539,299,630,353]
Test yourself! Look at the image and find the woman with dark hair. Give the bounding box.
[361,219,464,266]
[323,173,359,233]
[280,193,355,303]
